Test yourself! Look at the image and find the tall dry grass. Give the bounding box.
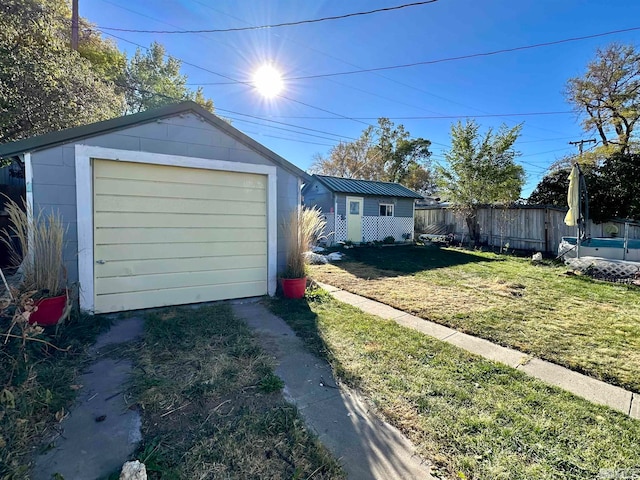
[283,206,327,278]
[1,198,66,296]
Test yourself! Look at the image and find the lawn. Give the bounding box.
[308,245,640,392]
[128,305,343,479]
[268,290,640,480]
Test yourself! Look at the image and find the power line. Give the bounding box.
[93,1,571,138]
[100,30,376,129]
[186,26,640,83]
[97,0,439,33]
[214,107,358,141]
[223,116,355,143]
[224,111,574,120]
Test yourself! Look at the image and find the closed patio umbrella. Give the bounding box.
[564,164,580,227]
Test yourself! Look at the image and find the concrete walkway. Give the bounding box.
[316,282,639,420]
[33,317,145,480]
[232,300,435,480]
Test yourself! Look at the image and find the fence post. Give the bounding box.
[544,208,549,253]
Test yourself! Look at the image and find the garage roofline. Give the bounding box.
[0,101,310,182]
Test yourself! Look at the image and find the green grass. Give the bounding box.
[129,305,343,479]
[309,245,640,392]
[0,310,111,478]
[268,290,640,480]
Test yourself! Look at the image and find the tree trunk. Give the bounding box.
[465,212,480,246]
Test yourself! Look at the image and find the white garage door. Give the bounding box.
[93,159,268,313]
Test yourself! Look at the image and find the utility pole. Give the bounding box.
[568,139,595,248]
[71,0,79,51]
[569,138,596,157]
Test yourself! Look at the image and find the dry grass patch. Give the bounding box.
[310,246,640,392]
[129,304,343,479]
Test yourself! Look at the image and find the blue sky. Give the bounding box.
[84,0,640,197]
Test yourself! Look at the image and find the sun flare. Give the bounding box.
[253,64,284,98]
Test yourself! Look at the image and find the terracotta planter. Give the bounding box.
[281,277,307,299]
[29,292,68,326]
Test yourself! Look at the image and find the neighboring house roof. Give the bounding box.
[0,101,309,180]
[313,174,423,199]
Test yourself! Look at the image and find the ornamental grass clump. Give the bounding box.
[1,198,66,297]
[283,206,327,279]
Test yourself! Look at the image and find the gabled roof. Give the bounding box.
[0,101,309,180]
[313,174,423,199]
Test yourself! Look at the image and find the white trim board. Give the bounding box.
[74,145,278,312]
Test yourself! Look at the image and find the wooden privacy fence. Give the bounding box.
[415,205,640,254]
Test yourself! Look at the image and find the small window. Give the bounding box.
[349,201,360,215]
[379,204,394,216]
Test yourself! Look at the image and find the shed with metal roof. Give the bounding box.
[302,174,422,245]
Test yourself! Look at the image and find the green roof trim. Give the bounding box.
[0,101,309,181]
[313,174,423,199]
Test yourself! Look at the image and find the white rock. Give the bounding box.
[120,460,147,480]
[311,245,326,253]
[326,252,344,261]
[303,252,328,265]
[532,252,543,262]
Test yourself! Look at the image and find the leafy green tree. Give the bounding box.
[589,153,640,222]
[437,120,525,244]
[566,43,640,157]
[125,42,214,113]
[528,169,571,206]
[529,154,639,222]
[0,0,124,144]
[311,118,433,193]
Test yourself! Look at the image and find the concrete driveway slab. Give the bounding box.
[32,317,144,480]
[233,300,434,480]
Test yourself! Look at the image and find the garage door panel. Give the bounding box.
[94,177,266,203]
[96,268,266,295]
[96,255,267,278]
[95,212,267,229]
[93,159,269,313]
[96,281,267,313]
[95,227,267,245]
[95,241,267,262]
[94,160,267,190]
[95,194,264,215]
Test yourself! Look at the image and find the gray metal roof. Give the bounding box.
[314,174,423,199]
[0,101,310,181]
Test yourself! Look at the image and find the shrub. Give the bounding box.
[282,207,327,279]
[383,236,395,244]
[0,198,66,297]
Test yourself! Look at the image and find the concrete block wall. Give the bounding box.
[29,113,301,284]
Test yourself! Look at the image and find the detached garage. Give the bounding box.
[0,102,307,313]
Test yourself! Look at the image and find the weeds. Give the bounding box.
[0,299,109,478]
[130,305,343,479]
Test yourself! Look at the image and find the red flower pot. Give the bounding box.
[281,277,307,299]
[29,292,68,326]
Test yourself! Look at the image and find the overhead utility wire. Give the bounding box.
[244,111,574,120]
[187,26,640,84]
[97,0,439,33]
[114,81,358,144]
[100,30,375,128]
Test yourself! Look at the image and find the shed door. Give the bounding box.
[92,159,268,313]
[346,196,363,243]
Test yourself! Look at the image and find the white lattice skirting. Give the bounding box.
[565,256,640,278]
[335,216,347,243]
[322,215,336,245]
[329,216,413,244]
